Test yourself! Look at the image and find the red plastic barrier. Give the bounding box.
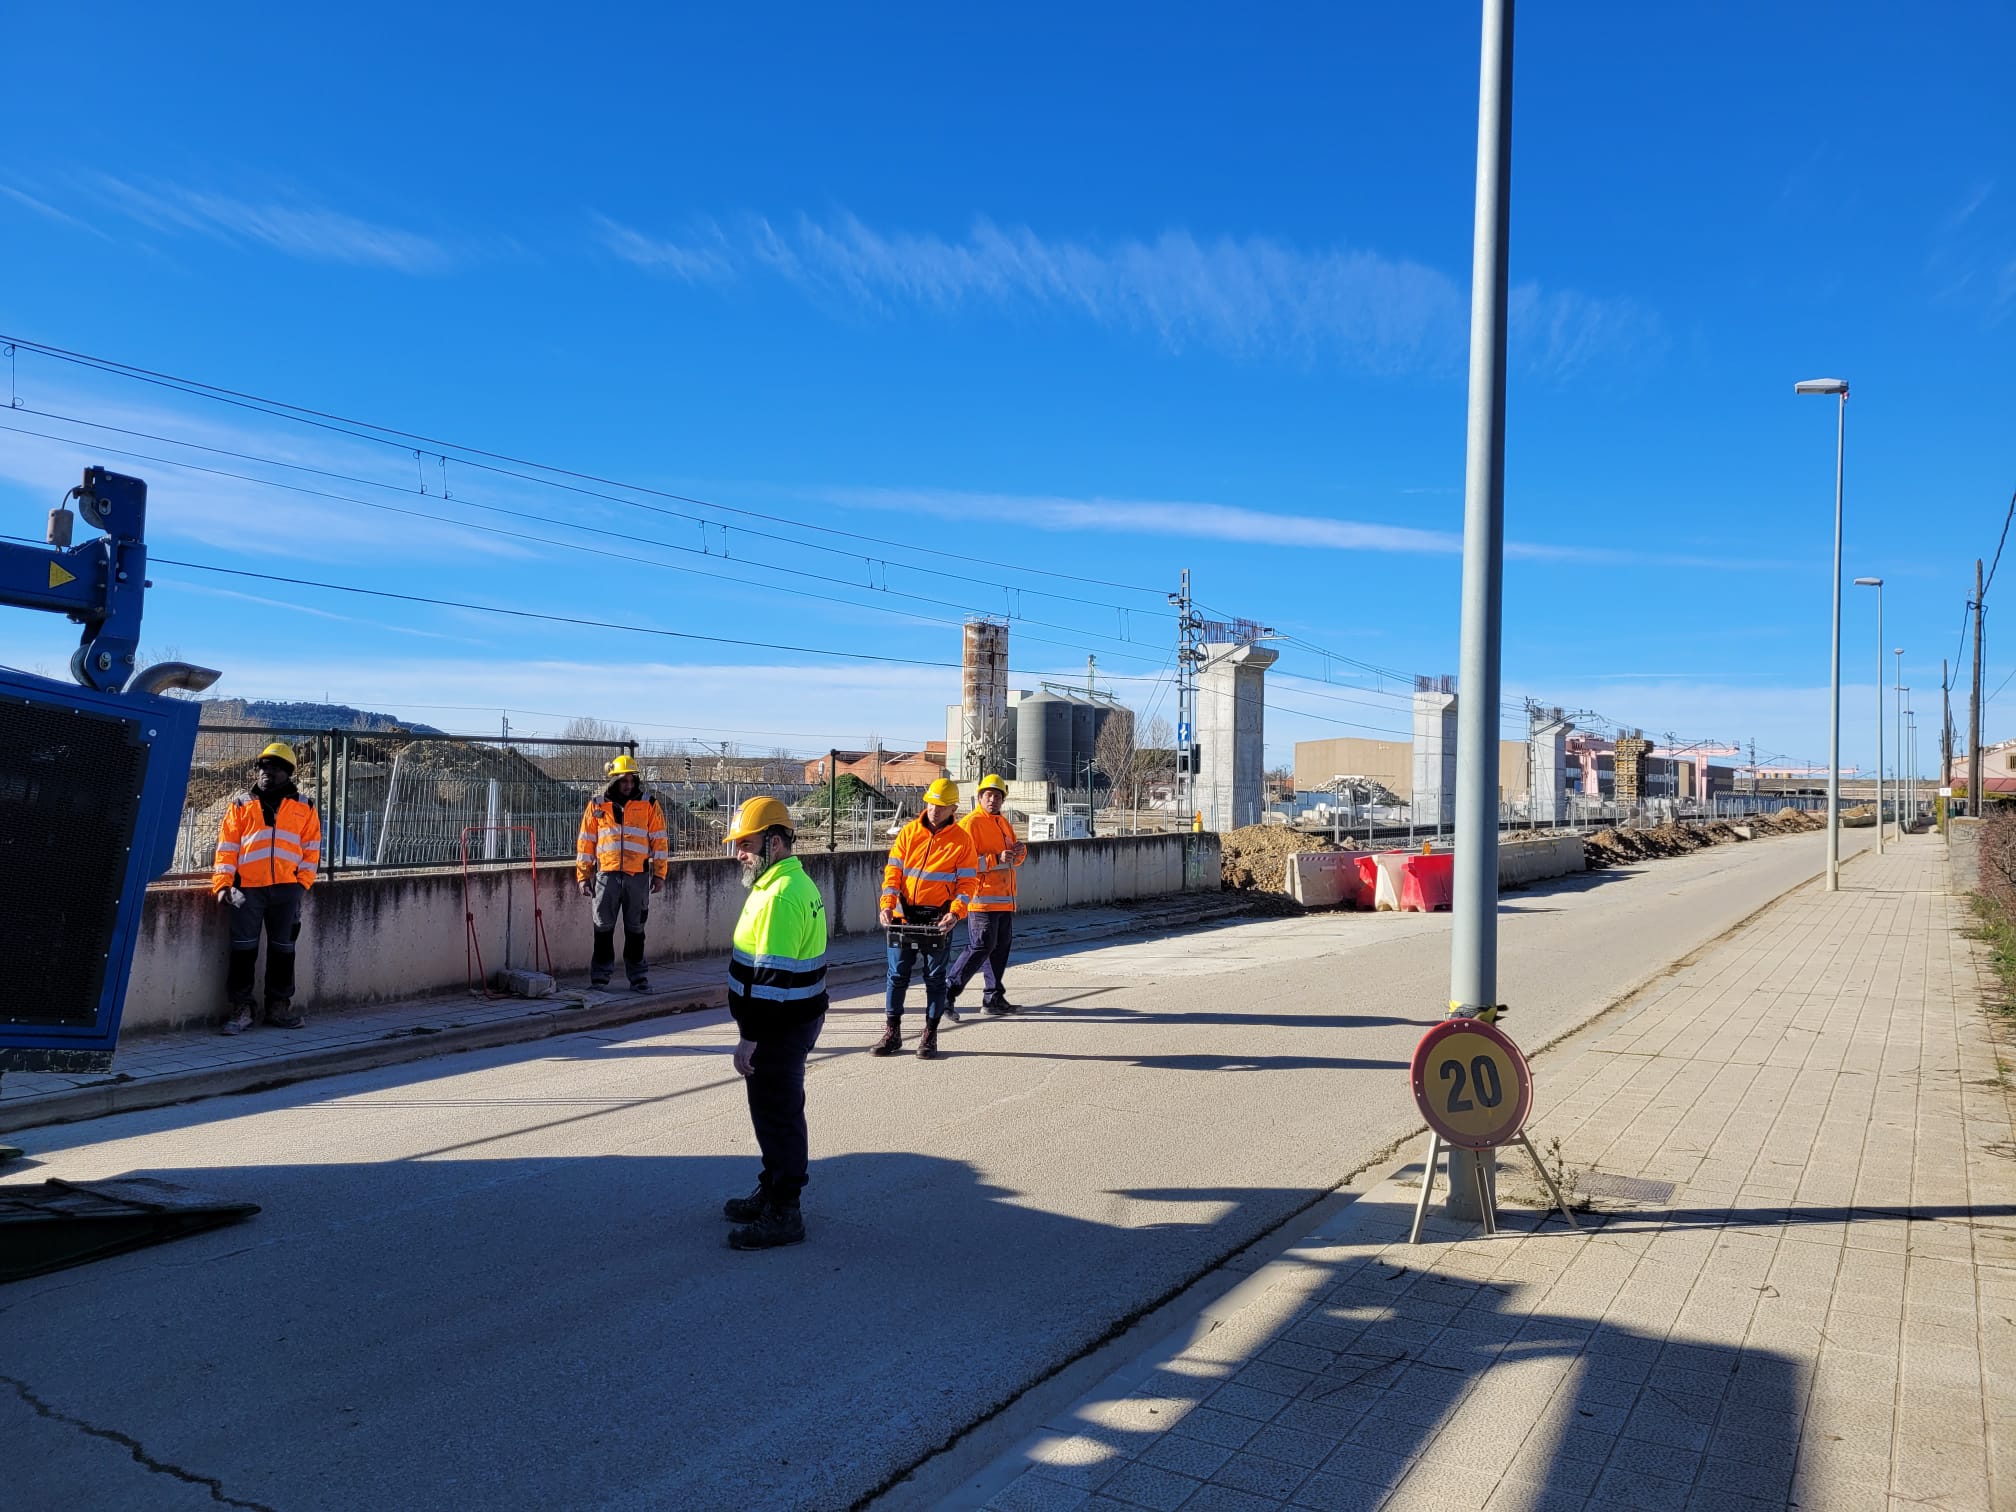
[1354,854,1381,909]
[1400,853,1454,912]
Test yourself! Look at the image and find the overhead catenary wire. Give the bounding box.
[5,403,1170,627]
[0,335,1169,600]
[0,417,1169,664]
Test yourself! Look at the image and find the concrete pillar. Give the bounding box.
[1527,714,1573,826]
[1197,642,1278,831]
[1412,682,1458,829]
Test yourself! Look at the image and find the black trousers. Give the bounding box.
[949,912,1014,1002]
[225,882,305,1007]
[745,1014,825,1204]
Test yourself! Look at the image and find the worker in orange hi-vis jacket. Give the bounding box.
[211,741,323,1035]
[574,753,671,992]
[948,773,1027,1016]
[872,777,977,1061]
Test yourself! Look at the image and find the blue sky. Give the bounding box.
[2,3,2010,777]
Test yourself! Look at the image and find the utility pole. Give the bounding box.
[1972,559,1985,818]
[1943,659,1952,830]
[1445,0,1515,1225]
[1172,570,1203,831]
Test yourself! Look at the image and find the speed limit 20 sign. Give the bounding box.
[1410,1017,1533,1150]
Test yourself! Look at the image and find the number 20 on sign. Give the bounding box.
[1410,1018,1531,1150]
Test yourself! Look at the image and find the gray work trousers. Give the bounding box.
[591,870,652,985]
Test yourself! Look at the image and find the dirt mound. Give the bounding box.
[1219,825,1337,892]
[1584,808,1825,867]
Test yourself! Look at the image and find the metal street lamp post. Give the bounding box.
[1796,377,1849,890]
[1854,577,1884,852]
[1895,651,1905,830]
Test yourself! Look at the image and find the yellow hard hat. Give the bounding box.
[605,753,641,777]
[923,777,961,808]
[976,773,1009,795]
[257,741,298,768]
[724,794,794,843]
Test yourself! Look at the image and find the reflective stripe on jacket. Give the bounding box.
[575,792,671,881]
[881,817,979,919]
[961,810,1021,913]
[212,793,322,892]
[728,854,829,1036]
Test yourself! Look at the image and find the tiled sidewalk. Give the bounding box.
[0,893,1249,1135]
[971,835,2016,1512]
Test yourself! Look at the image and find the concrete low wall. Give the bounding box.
[1498,833,1587,887]
[126,834,1222,1034]
[1285,834,1585,909]
[1948,816,1984,899]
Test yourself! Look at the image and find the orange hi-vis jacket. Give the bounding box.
[575,792,671,882]
[881,816,978,920]
[212,793,322,893]
[961,809,1022,913]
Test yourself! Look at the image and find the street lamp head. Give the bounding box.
[1853,577,1883,587]
[1795,378,1850,396]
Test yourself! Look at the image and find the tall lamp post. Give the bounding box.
[1895,650,1905,830]
[1796,377,1849,890]
[1854,577,1884,853]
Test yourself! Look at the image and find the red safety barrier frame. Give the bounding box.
[460,826,555,998]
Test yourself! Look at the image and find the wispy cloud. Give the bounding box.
[0,172,454,272]
[0,183,112,239]
[87,175,453,272]
[597,210,1660,378]
[825,483,1767,571]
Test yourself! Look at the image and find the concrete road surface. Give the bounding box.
[0,830,1865,1512]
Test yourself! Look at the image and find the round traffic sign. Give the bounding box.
[1410,1017,1532,1150]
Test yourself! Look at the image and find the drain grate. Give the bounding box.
[1577,1172,1677,1204]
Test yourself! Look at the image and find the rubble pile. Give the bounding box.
[1219,825,1339,892]
[1584,807,1825,868]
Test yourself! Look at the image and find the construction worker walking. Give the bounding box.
[721,796,828,1251]
[949,773,1026,1014]
[212,741,322,1034]
[874,777,977,1059]
[574,753,670,991]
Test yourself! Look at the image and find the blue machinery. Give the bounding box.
[0,468,218,1075]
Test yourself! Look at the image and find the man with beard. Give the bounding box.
[720,796,829,1250]
[212,741,323,1034]
[574,753,670,990]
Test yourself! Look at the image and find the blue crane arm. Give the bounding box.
[0,467,149,690]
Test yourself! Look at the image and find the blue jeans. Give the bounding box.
[885,931,952,1026]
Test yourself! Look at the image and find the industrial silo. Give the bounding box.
[1069,698,1097,790]
[1016,692,1072,783]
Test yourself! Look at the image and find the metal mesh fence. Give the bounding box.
[169,727,926,876]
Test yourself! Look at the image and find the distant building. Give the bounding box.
[802,745,948,788]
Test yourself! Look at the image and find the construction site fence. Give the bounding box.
[167,726,950,877]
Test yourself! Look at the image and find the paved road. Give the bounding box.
[1,830,1867,1512]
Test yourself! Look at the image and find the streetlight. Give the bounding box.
[1895,650,1905,832]
[1854,577,1884,853]
[1797,377,1849,889]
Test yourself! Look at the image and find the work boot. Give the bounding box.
[265,1001,305,1029]
[727,1202,806,1250]
[630,977,651,993]
[944,984,963,1023]
[219,1005,255,1036]
[590,975,611,989]
[985,998,1018,1016]
[722,1181,768,1223]
[871,1023,902,1056]
[916,1026,940,1059]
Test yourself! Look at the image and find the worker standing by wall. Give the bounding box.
[949,773,1025,1015]
[721,796,828,1251]
[212,741,322,1034]
[875,777,977,1059]
[574,754,670,991]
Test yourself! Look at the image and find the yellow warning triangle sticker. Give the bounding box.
[49,562,76,589]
